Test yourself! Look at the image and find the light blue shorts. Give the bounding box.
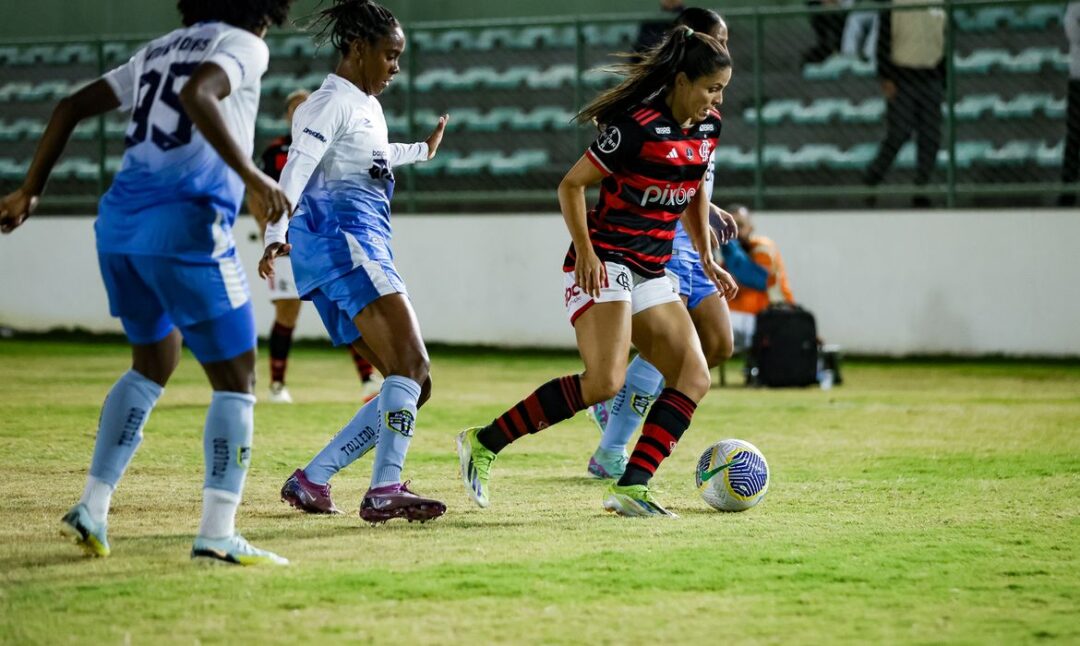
[668,255,719,310]
[97,251,255,362]
[307,259,408,347]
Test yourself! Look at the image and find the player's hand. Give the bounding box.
[0,187,39,234]
[703,258,738,301]
[575,248,607,299]
[425,114,449,159]
[258,242,292,280]
[243,167,291,224]
[711,204,738,244]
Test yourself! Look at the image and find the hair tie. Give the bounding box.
[683,26,694,37]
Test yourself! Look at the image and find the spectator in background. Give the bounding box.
[841,2,878,61]
[802,0,848,64]
[249,89,381,404]
[863,0,947,208]
[720,204,795,352]
[1060,1,1080,206]
[634,0,687,54]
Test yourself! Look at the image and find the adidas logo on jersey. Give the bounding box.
[666,148,678,159]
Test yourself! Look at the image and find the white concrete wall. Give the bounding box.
[1,210,1078,356]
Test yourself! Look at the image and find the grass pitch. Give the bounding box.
[1,339,1078,644]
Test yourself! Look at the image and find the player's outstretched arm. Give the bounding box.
[0,80,118,233]
[178,62,290,222]
[387,114,449,167]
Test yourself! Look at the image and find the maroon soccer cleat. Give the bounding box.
[359,481,447,525]
[280,468,342,514]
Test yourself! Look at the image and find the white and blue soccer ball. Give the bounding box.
[695,439,770,512]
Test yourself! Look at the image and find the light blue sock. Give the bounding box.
[371,375,421,487]
[303,395,381,485]
[199,391,255,539]
[88,370,163,486]
[203,391,255,496]
[599,355,665,451]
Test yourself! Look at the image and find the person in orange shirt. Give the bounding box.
[720,203,794,351]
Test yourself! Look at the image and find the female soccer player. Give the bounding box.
[457,26,738,517]
[0,0,295,565]
[586,8,742,481]
[250,89,381,404]
[259,0,448,523]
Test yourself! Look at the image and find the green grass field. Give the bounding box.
[1,339,1078,644]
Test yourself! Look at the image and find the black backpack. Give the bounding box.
[749,303,819,387]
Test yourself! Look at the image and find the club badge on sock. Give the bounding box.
[630,393,654,417]
[385,410,415,438]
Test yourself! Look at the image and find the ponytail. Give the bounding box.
[575,27,731,127]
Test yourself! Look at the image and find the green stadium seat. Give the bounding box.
[270,35,318,59]
[802,55,874,81]
[981,140,1037,166]
[825,143,877,170]
[526,65,575,90]
[582,24,638,48]
[414,68,456,92]
[517,26,576,49]
[713,146,755,171]
[1016,4,1063,30]
[0,158,28,180]
[955,6,1016,32]
[993,93,1045,119]
[953,140,993,169]
[743,99,799,125]
[1036,141,1064,168]
[795,99,851,124]
[413,150,459,176]
[103,42,136,64]
[839,98,885,123]
[475,28,515,50]
[1002,47,1067,74]
[489,149,550,175]
[488,66,535,90]
[0,46,17,65]
[582,67,618,89]
[433,30,474,52]
[953,94,1000,121]
[446,150,501,175]
[510,106,575,131]
[1045,96,1066,119]
[954,48,1008,75]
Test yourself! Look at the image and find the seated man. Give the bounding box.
[719,204,795,352]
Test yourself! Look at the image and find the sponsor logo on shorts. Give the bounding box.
[640,184,698,207]
[385,410,415,437]
[565,284,584,307]
[596,126,621,153]
[302,127,326,143]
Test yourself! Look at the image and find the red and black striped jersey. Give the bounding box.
[259,135,291,182]
[563,99,722,278]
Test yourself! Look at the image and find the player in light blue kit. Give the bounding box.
[585,9,747,480]
[262,0,448,523]
[0,0,296,565]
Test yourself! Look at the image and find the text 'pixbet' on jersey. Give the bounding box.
[640,185,698,207]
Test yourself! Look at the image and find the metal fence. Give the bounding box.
[0,0,1071,213]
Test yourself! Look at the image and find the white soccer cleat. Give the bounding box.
[268,381,293,404]
[191,534,289,566]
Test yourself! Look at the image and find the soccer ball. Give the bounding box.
[694,439,770,512]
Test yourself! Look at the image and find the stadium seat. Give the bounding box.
[839,98,885,123]
[517,26,576,49]
[446,150,501,175]
[0,158,28,180]
[1002,47,1067,74]
[1045,95,1066,119]
[1036,140,1064,168]
[582,23,638,48]
[802,55,874,81]
[413,150,459,176]
[489,149,550,175]
[826,143,878,170]
[953,140,994,169]
[510,106,575,131]
[1016,3,1064,30]
[582,67,618,89]
[269,35,319,59]
[475,28,516,50]
[993,93,1044,119]
[954,48,1009,75]
[526,65,575,90]
[953,94,1000,121]
[955,6,1016,32]
[982,140,1037,166]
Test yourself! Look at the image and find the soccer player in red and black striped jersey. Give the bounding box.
[249,89,381,404]
[457,26,738,516]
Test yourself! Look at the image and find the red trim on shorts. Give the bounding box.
[569,299,596,326]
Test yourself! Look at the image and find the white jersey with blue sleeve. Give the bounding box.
[268,73,428,297]
[672,149,716,263]
[96,22,268,259]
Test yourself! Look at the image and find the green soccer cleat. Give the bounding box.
[191,534,289,566]
[59,503,110,557]
[457,427,497,508]
[602,483,678,518]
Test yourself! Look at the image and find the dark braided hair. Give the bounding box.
[576,27,731,127]
[308,0,400,56]
[177,0,294,32]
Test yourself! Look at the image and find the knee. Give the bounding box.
[706,334,735,367]
[390,354,430,386]
[581,370,624,405]
[677,366,712,402]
